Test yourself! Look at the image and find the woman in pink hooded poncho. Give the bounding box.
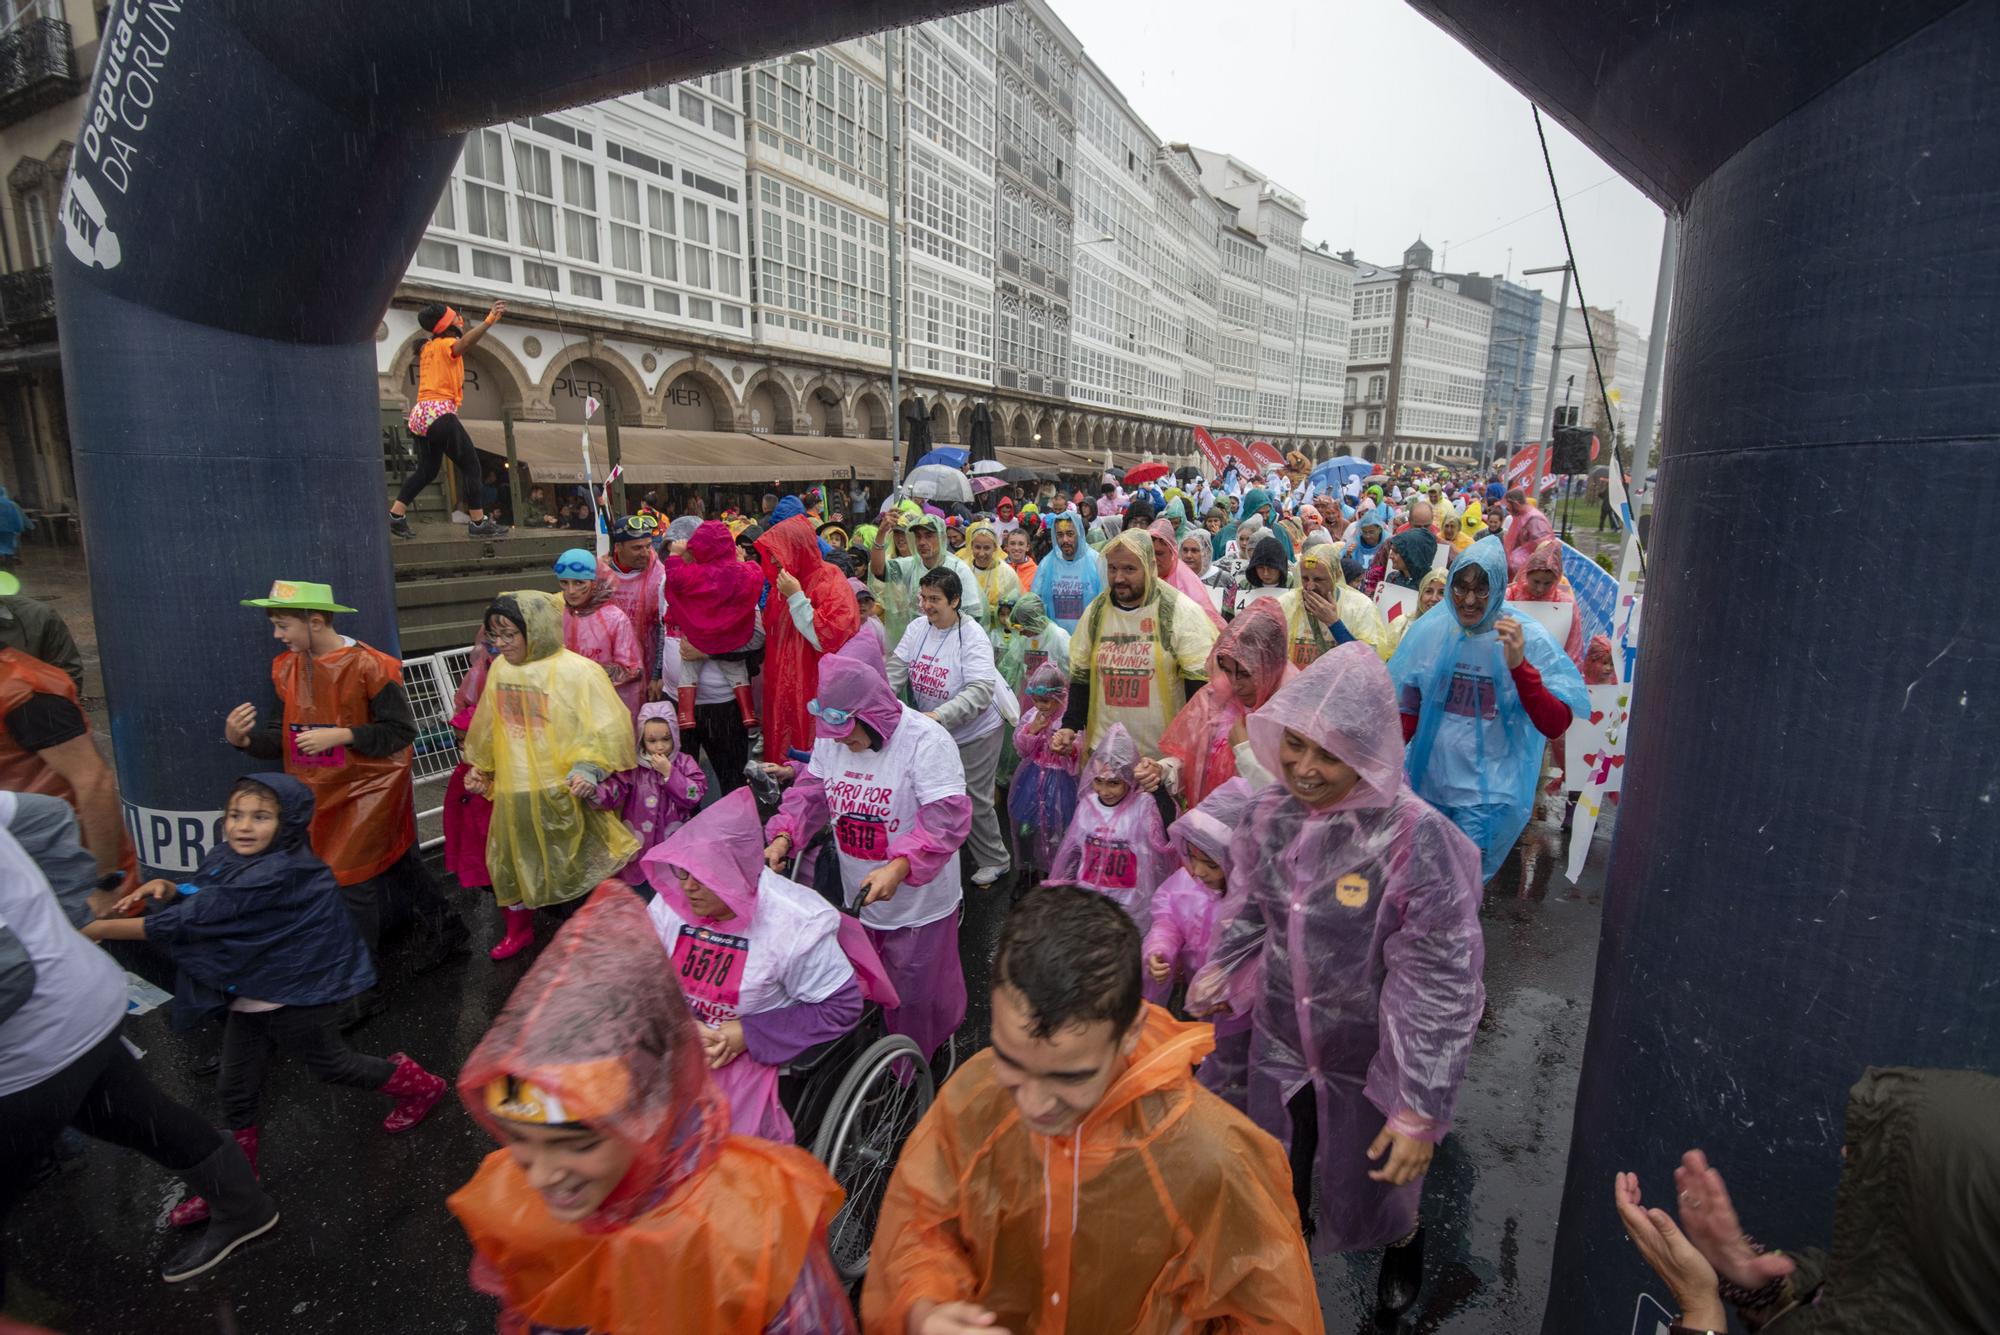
[1046,722,1177,938]
[1152,597,1296,807]
[1505,538,1587,672]
[595,702,707,888]
[1148,518,1227,631]
[1142,778,1257,1109]
[557,550,647,716]
[642,788,875,1142]
[1007,661,1080,879]
[1188,642,1484,1320]
[663,520,766,735]
[763,634,971,1063]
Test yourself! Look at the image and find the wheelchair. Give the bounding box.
[744,768,938,1288]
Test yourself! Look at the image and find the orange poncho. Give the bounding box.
[449,885,852,1334]
[862,1005,1324,1335]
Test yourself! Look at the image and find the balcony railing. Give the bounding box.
[0,18,80,130]
[0,265,56,339]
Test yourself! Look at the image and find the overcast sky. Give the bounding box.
[1051,0,1668,329]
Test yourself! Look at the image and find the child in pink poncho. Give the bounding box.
[641,788,875,1142]
[595,702,707,888]
[1143,778,1257,1110]
[1047,723,1176,937]
[1008,661,1080,881]
[662,519,766,733]
[554,547,646,716]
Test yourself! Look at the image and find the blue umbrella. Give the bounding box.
[1309,456,1373,494]
[913,447,968,470]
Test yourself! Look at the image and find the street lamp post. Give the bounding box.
[1523,262,1573,487]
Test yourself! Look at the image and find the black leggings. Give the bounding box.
[689,699,751,797]
[395,411,483,511]
[0,1026,224,1231]
[217,1003,395,1129]
[1288,1086,1318,1230]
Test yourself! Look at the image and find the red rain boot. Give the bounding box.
[677,683,698,731]
[733,683,760,729]
[169,1126,259,1227]
[488,905,534,961]
[379,1052,447,1133]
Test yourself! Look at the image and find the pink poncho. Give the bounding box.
[1047,723,1176,937]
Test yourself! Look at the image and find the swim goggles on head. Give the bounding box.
[616,514,661,537]
[552,554,598,579]
[806,699,855,726]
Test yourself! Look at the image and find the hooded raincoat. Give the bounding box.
[664,520,765,655]
[560,569,647,716]
[861,1004,1324,1335]
[449,886,855,1334]
[1146,519,1226,631]
[1156,598,1295,806]
[757,514,862,764]
[1146,779,1257,1106]
[141,773,376,1030]
[767,638,971,1061]
[1505,539,1586,671]
[464,592,641,909]
[871,513,986,647]
[1028,515,1106,633]
[1745,1066,2000,1334]
[1046,724,1176,937]
[1387,537,1588,878]
[1005,593,1072,697]
[642,790,862,1142]
[595,703,707,883]
[598,548,668,693]
[1008,663,1081,874]
[1063,530,1219,761]
[1278,542,1390,667]
[1232,487,1292,562]
[1191,644,1485,1254]
[963,522,1025,631]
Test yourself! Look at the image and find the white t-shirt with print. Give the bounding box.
[893,618,1003,744]
[806,706,966,931]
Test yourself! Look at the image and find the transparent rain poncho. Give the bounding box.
[1148,779,1258,1107]
[1190,643,1486,1253]
[1387,536,1589,879]
[1046,723,1177,937]
[1278,541,1390,664]
[463,591,640,908]
[1157,597,1296,806]
[1008,662,1081,873]
[1028,514,1106,633]
[449,885,853,1333]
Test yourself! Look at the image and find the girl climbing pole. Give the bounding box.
[390,300,508,541]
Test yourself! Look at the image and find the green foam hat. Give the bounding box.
[240,579,357,614]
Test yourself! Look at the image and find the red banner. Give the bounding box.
[1192,426,1226,474]
[1245,438,1285,469]
[1506,443,1545,494]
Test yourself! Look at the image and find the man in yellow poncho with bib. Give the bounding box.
[463,592,638,946]
[1279,541,1391,666]
[1049,530,1218,767]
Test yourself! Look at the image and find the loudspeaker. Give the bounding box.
[1549,425,1593,475]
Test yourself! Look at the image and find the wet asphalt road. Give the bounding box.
[5,819,1609,1334]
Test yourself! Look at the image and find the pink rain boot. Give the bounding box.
[677,682,698,731]
[380,1052,447,1133]
[489,905,534,960]
[169,1126,260,1227]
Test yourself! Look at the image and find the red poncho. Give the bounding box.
[663,521,764,655]
[755,515,861,763]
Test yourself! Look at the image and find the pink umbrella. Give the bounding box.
[971,476,1008,494]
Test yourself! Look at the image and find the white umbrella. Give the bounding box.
[968,459,1007,476]
[904,464,973,504]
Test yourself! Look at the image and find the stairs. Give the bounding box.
[383,405,566,656]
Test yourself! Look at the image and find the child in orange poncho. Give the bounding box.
[448,884,856,1334]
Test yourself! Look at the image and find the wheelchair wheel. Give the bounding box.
[809,1033,935,1285]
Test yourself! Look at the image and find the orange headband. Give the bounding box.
[431,306,459,335]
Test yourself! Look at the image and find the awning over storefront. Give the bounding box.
[462,421,897,485]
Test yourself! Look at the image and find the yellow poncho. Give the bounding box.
[1066,530,1219,759]
[1279,542,1391,665]
[465,591,640,908]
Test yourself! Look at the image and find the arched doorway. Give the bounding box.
[855,392,889,441]
[551,357,640,425]
[804,386,843,436]
[929,399,952,445]
[1011,411,1032,450]
[742,372,798,434]
[660,368,734,431]
[957,404,974,445]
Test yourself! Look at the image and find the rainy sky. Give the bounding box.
[1054,0,1669,326]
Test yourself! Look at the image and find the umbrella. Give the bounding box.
[1308,456,1374,494]
[905,463,973,505]
[913,447,968,470]
[968,403,996,465]
[998,466,1043,483]
[968,459,1007,475]
[1124,461,1170,487]
[970,476,1008,495]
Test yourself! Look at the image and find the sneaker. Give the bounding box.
[466,518,508,539]
[971,864,1009,887]
[161,1206,279,1283]
[389,514,415,540]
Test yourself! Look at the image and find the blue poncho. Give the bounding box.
[1029,514,1105,634]
[1386,537,1588,878]
[144,773,377,1029]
